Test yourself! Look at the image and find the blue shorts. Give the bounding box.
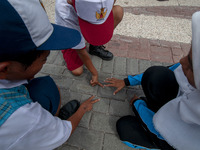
[26,76,60,115]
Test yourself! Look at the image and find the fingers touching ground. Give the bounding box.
[80,96,100,112]
[90,80,104,87]
[104,78,125,95]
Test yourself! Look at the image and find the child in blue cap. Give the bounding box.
[0,0,99,149]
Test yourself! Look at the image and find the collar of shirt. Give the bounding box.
[0,79,28,89]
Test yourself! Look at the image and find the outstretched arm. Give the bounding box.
[104,78,125,95]
[67,96,99,134]
[104,73,144,95]
[76,49,103,87]
[104,63,180,95]
[124,63,180,86]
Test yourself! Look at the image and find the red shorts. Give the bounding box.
[62,49,84,71]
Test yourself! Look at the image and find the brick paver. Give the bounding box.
[106,35,190,63]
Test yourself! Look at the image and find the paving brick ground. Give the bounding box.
[124,6,200,19]
[103,5,198,64]
[105,35,191,64]
[39,1,199,150]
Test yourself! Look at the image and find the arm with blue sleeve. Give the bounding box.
[124,63,180,86]
[133,100,164,140]
[126,63,180,139]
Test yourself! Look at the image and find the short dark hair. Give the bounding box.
[16,50,46,69]
[0,50,45,69]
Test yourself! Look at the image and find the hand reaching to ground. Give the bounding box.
[90,75,104,87]
[68,96,100,134]
[67,0,73,5]
[104,78,125,95]
[130,95,139,106]
[79,95,100,112]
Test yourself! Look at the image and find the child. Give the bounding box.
[0,0,99,149]
[55,0,123,86]
[104,12,200,150]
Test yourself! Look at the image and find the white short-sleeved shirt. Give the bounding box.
[55,0,85,49]
[0,80,72,150]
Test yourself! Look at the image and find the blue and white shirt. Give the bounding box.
[0,80,72,150]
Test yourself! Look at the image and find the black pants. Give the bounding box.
[117,66,179,149]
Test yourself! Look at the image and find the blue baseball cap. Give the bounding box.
[0,0,81,60]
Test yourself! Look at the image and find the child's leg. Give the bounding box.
[72,66,83,76]
[141,66,179,112]
[112,5,124,28]
[26,76,60,116]
[62,49,84,76]
[26,76,80,119]
[55,86,61,116]
[127,63,180,86]
[116,115,159,149]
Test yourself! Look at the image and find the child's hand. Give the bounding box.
[67,0,73,5]
[80,96,100,112]
[104,78,125,95]
[90,75,104,87]
[130,95,139,106]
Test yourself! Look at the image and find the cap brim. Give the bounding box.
[78,11,114,46]
[37,24,81,50]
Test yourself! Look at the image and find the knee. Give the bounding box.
[116,117,124,129]
[116,116,138,141]
[113,5,124,24]
[142,66,167,86]
[116,116,126,136]
[71,67,83,76]
[116,115,134,131]
[143,66,160,77]
[143,66,172,80]
[141,66,178,106]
